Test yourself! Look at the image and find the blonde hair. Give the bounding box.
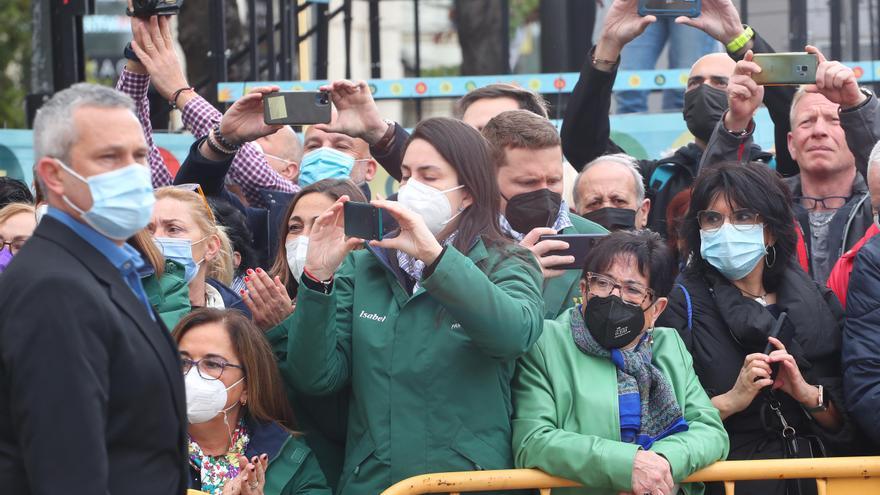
[207,226,235,286]
[789,86,810,129]
[154,187,230,283]
[0,202,36,226]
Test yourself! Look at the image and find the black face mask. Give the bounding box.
[504,188,562,234]
[583,207,637,231]
[584,295,646,349]
[682,84,729,143]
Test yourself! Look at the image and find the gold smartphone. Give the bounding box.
[752,53,818,86]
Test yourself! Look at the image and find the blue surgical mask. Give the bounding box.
[0,247,13,274]
[298,147,357,186]
[57,160,155,241]
[700,223,767,280]
[154,237,204,283]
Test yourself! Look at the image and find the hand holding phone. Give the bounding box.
[762,312,789,383]
[537,233,608,270]
[263,91,332,125]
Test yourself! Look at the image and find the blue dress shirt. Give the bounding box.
[46,208,155,320]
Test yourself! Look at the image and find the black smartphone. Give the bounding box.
[538,233,608,270]
[263,91,332,126]
[344,202,384,241]
[762,312,789,382]
[638,0,701,17]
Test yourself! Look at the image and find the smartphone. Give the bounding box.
[761,312,789,383]
[638,0,701,18]
[344,202,383,241]
[538,233,608,270]
[752,53,818,86]
[263,91,332,126]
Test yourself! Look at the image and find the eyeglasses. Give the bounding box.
[697,209,761,232]
[173,183,216,224]
[0,238,28,254]
[585,272,654,307]
[794,196,849,211]
[181,356,244,380]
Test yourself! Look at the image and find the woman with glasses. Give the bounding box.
[513,230,728,495]
[0,202,36,274]
[173,308,330,495]
[149,186,248,315]
[657,162,860,495]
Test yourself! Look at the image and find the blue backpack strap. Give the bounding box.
[649,163,678,191]
[676,283,693,333]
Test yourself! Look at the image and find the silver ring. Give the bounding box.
[249,480,259,489]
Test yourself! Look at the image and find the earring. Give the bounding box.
[765,244,777,268]
[240,398,247,406]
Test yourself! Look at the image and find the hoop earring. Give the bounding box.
[765,244,777,268]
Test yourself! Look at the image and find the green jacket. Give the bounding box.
[512,309,729,495]
[260,429,331,495]
[541,214,607,319]
[142,259,191,329]
[281,238,544,495]
[266,325,349,493]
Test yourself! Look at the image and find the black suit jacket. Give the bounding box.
[0,216,187,495]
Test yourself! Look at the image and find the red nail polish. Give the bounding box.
[245,276,250,282]
[256,268,262,273]
[239,289,245,295]
[247,269,254,275]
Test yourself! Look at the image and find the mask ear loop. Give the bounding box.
[219,376,246,452]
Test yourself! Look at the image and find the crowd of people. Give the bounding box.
[1,0,879,494]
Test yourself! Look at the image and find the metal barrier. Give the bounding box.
[380,457,880,495]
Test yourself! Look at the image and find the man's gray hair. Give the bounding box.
[33,83,136,163]
[869,140,880,178]
[573,153,645,208]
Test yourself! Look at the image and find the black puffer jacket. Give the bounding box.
[657,263,863,495]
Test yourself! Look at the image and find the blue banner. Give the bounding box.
[216,61,880,103]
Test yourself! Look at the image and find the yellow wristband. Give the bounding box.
[726,25,755,54]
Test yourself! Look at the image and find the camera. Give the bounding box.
[127,0,184,18]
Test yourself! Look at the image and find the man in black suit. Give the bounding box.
[0,83,187,495]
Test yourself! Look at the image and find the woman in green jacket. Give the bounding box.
[173,309,330,495]
[281,117,545,494]
[513,230,728,495]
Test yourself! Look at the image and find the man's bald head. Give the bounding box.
[256,126,302,182]
[686,53,736,93]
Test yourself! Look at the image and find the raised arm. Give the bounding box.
[116,67,173,187]
[561,0,656,170]
[129,15,295,207]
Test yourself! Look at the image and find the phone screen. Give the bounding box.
[640,0,700,15]
[343,202,383,241]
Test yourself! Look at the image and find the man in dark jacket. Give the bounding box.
[0,83,188,495]
[560,0,791,237]
[701,46,879,284]
[843,151,880,446]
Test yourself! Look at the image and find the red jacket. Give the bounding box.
[827,223,880,309]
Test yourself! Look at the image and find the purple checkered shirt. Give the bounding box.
[116,69,298,207]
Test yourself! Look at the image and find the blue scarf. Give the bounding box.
[571,306,689,449]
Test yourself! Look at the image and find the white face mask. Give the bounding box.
[184,368,245,424]
[398,179,465,235]
[285,236,309,282]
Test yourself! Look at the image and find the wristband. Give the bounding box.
[372,119,397,151]
[804,384,828,413]
[123,41,141,63]
[726,25,755,54]
[206,132,236,156]
[211,123,242,151]
[302,267,334,294]
[170,87,194,110]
